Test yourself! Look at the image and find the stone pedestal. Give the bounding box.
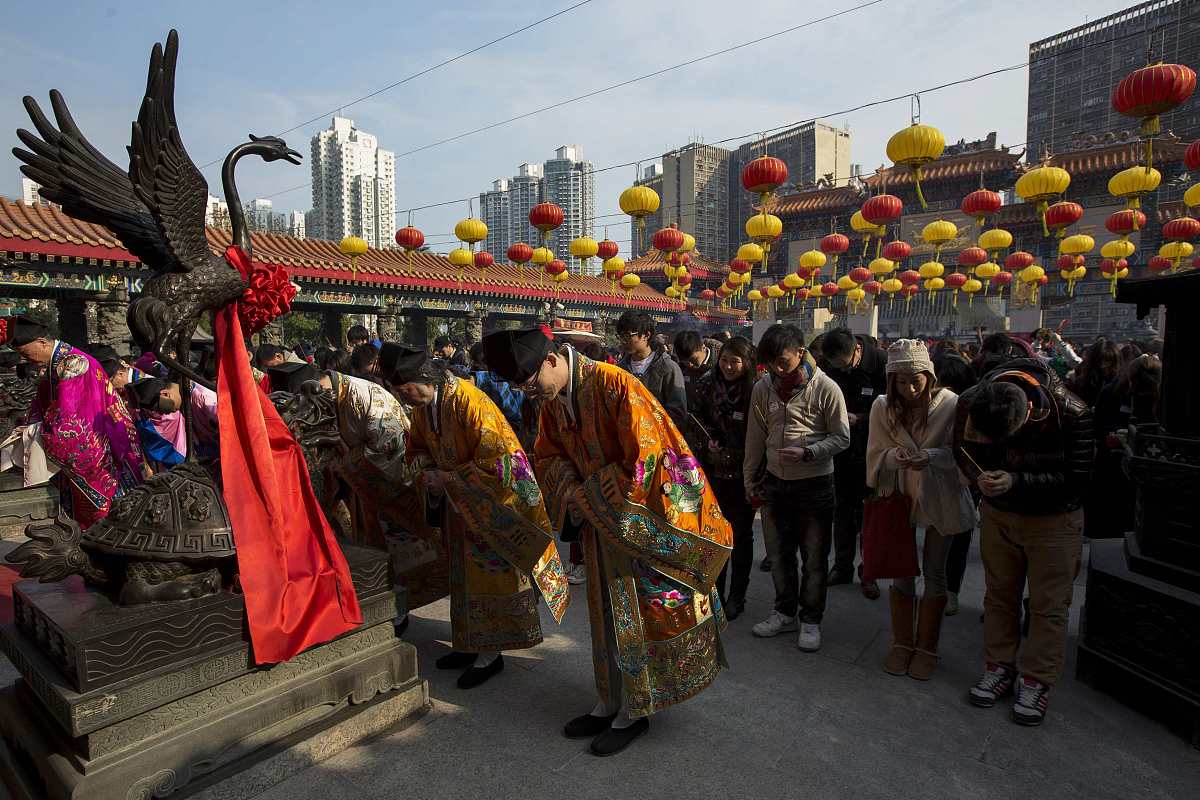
[0,472,56,541]
[0,545,427,800]
[90,289,131,351]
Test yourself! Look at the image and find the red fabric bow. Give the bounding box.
[0,318,8,347]
[225,246,297,333]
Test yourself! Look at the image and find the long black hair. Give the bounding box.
[717,336,757,392]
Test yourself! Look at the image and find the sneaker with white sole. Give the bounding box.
[968,662,1016,708]
[797,622,821,652]
[1011,676,1050,726]
[752,610,798,638]
[565,564,587,585]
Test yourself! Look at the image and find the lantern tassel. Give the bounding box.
[914,167,928,209]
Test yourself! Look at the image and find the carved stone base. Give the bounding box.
[0,630,426,799]
[1077,537,1200,747]
[0,474,56,541]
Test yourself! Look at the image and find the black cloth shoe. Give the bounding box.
[759,557,773,573]
[828,566,854,586]
[457,655,504,689]
[435,651,478,670]
[564,712,618,739]
[590,718,649,756]
[725,598,746,621]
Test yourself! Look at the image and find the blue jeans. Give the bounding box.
[763,473,836,624]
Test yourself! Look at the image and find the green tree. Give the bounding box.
[280,311,321,345]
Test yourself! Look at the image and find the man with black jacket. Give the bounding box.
[817,329,888,598]
[954,358,1094,727]
[615,311,687,431]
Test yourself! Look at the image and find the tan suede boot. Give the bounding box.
[883,587,916,676]
[908,594,948,681]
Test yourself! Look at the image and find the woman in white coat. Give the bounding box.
[866,340,975,681]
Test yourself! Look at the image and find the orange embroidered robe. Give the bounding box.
[407,376,568,652]
[534,350,732,717]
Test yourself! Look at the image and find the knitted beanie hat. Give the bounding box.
[886,339,936,377]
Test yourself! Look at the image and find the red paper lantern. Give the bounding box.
[945,272,968,289]
[1187,140,1200,171]
[882,240,912,262]
[529,202,564,233]
[1105,209,1147,236]
[1112,63,1197,124]
[716,286,730,299]
[1162,216,1200,241]
[958,246,988,267]
[796,266,812,280]
[652,227,685,253]
[474,251,494,270]
[395,226,424,250]
[861,194,904,227]
[961,189,1002,224]
[898,269,921,287]
[1056,254,1083,270]
[992,271,1014,286]
[1037,275,1050,286]
[795,287,811,301]
[506,242,533,264]
[699,288,716,301]
[901,284,920,298]
[741,156,789,195]
[863,280,883,295]
[821,281,839,296]
[1148,255,1173,272]
[820,233,850,255]
[1045,201,1084,233]
[730,259,752,274]
[776,279,790,292]
[1099,258,1129,274]
[545,259,567,276]
[596,239,620,260]
[848,266,872,284]
[1004,251,1035,271]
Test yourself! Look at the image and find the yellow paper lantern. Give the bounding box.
[1019,264,1046,283]
[1185,183,1200,209]
[921,220,958,261]
[603,256,625,276]
[962,277,984,306]
[886,123,945,208]
[846,287,867,311]
[923,277,945,297]
[665,286,680,298]
[531,246,554,266]
[1059,234,1095,256]
[783,273,805,290]
[978,228,1013,260]
[338,235,368,280]
[746,214,783,242]
[1160,240,1194,269]
[882,277,903,294]
[619,185,660,228]
[869,257,895,276]
[837,275,858,291]
[569,236,599,260]
[975,261,1001,280]
[918,260,945,279]
[679,232,696,254]
[1108,166,1161,212]
[448,246,473,283]
[747,288,764,302]
[1015,163,1071,236]
[737,242,765,264]
[766,285,785,299]
[552,271,569,284]
[454,217,488,245]
[799,250,828,270]
[726,271,745,287]
[1100,239,1136,260]
[850,210,877,234]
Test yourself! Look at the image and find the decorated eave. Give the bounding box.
[1044,139,1188,179]
[0,197,679,312]
[768,186,862,219]
[863,148,1023,190]
[625,247,730,280]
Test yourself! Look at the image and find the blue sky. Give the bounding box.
[1,0,1137,257]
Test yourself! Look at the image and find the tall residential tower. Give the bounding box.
[309,117,396,247]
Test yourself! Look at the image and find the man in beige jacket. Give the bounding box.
[744,324,849,652]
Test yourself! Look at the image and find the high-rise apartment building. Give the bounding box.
[480,178,513,262]
[1027,1,1200,159]
[245,198,288,234]
[728,121,851,260]
[509,163,544,248]
[543,145,596,274]
[309,117,396,247]
[661,143,731,260]
[204,194,231,230]
[288,210,307,239]
[20,177,45,205]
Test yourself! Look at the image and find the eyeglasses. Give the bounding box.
[514,361,546,393]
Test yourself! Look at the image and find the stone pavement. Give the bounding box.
[3,530,1199,800]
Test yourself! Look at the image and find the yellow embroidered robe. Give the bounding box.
[534,352,732,718]
[407,376,568,652]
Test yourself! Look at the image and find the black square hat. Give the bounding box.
[388,346,428,385]
[127,376,166,410]
[267,361,321,394]
[377,342,404,379]
[1,315,50,349]
[481,327,554,384]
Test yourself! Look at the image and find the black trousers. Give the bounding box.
[712,476,756,605]
[763,473,836,624]
[832,452,868,572]
[945,527,972,594]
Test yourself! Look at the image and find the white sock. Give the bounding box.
[610,709,637,729]
[590,700,610,717]
[475,652,499,668]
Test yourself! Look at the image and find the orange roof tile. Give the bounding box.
[625,248,729,278]
[864,149,1022,190]
[1046,140,1188,177]
[0,197,678,311]
[769,186,861,218]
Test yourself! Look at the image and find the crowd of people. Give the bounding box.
[0,309,1163,752]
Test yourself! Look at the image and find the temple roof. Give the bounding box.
[768,186,862,218]
[863,148,1023,190]
[625,247,730,279]
[0,197,679,312]
[1044,139,1188,178]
